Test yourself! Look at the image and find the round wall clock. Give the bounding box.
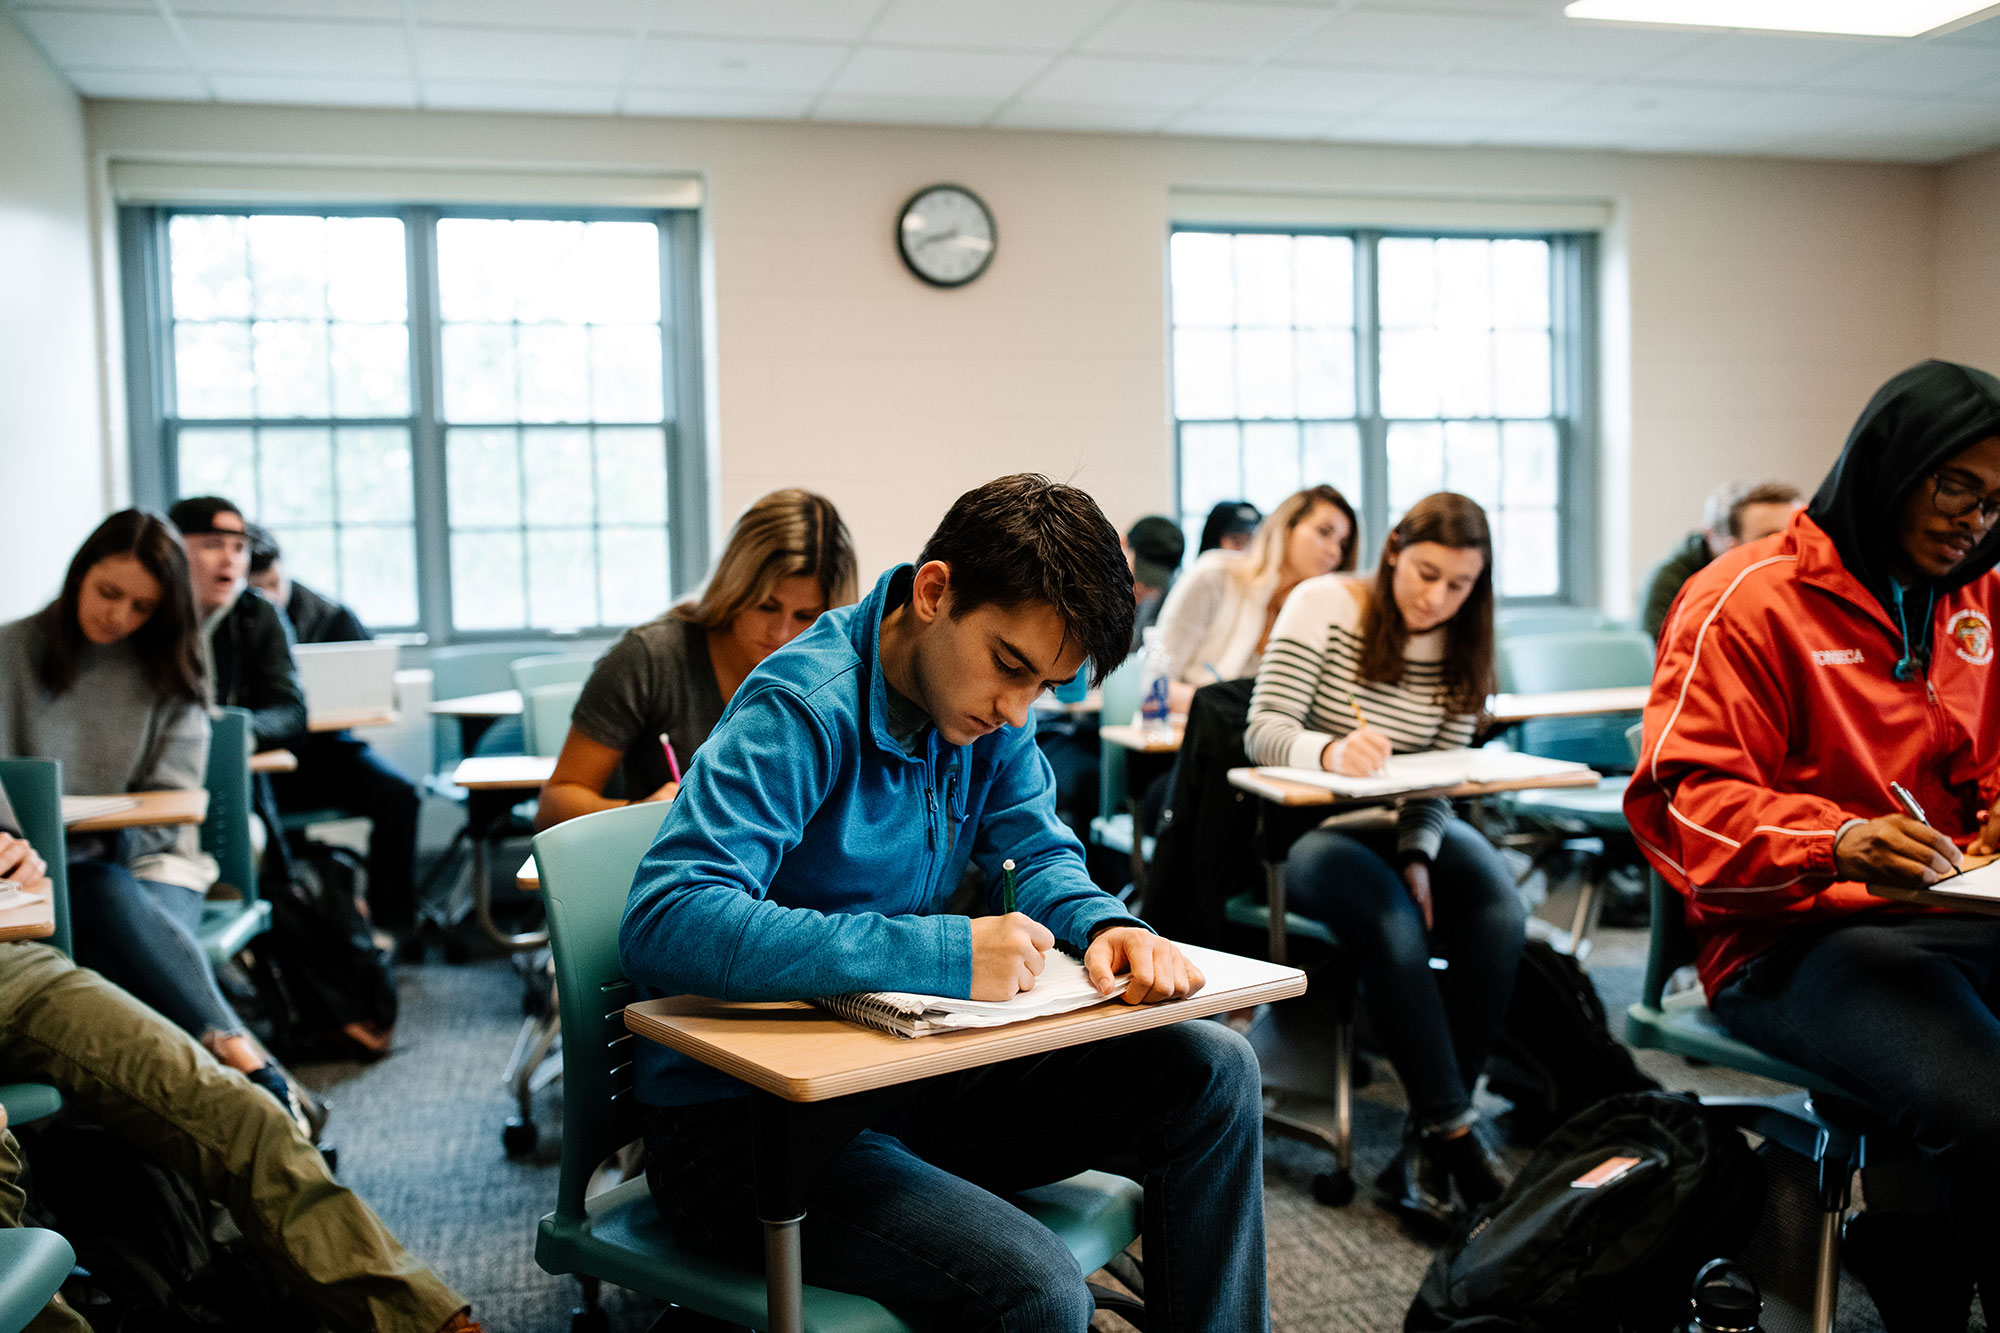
[896,183,997,288]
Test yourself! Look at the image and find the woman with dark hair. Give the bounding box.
[0,511,310,1127]
[1244,492,1518,1232]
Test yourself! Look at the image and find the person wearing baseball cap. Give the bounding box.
[1125,514,1186,648]
[1199,501,1262,555]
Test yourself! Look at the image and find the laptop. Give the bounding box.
[292,641,399,719]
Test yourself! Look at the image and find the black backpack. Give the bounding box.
[246,845,397,1062]
[1486,939,1660,1144]
[1406,1091,1764,1333]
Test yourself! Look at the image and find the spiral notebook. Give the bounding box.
[812,952,1130,1038]
[1260,748,1593,799]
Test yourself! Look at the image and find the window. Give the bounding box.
[124,205,704,641]
[1169,227,1594,602]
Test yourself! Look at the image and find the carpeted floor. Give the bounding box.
[288,919,1950,1333]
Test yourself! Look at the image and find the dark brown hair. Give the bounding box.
[918,474,1134,686]
[1357,492,1495,714]
[35,510,205,704]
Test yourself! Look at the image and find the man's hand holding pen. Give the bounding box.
[1835,815,1962,887]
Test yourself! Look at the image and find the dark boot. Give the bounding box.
[1427,1122,1507,1210]
[1376,1124,1457,1238]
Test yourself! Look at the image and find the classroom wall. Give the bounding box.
[79,102,1942,617]
[0,12,107,621]
[1936,148,2000,376]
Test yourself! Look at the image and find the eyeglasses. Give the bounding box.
[1929,473,2000,524]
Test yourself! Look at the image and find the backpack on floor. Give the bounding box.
[1485,939,1659,1145]
[246,844,397,1063]
[1406,1091,1764,1333]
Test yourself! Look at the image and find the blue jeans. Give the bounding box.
[1284,816,1525,1128]
[1712,913,2000,1289]
[66,860,243,1042]
[643,1021,1267,1332]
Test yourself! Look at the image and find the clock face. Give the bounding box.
[897,185,996,288]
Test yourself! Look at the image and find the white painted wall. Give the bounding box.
[0,12,106,620]
[1937,149,2000,375]
[78,101,1942,617]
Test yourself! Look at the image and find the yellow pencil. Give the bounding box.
[1347,691,1369,732]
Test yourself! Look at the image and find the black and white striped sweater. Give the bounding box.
[1245,575,1477,861]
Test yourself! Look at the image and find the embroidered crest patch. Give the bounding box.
[1949,609,1994,666]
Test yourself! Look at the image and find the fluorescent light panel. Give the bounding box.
[1563,1,1998,38]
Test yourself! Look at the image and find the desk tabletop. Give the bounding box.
[625,943,1305,1103]
[0,892,54,943]
[1033,690,1102,717]
[249,749,298,775]
[517,855,539,892]
[1226,765,1602,808]
[308,707,398,733]
[62,789,209,832]
[1098,721,1184,754]
[430,690,525,718]
[1486,686,1650,726]
[451,754,556,790]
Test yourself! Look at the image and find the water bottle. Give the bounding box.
[1138,627,1174,742]
[1685,1259,1762,1333]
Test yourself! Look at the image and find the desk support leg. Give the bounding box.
[463,794,548,952]
[1264,859,1288,968]
[761,1213,806,1333]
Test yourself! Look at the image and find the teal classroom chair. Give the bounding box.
[1495,606,1612,638]
[1089,656,1156,898]
[525,681,587,759]
[429,644,536,770]
[0,759,69,1130]
[512,654,599,695]
[531,802,1146,1332]
[0,1228,75,1333]
[199,708,272,966]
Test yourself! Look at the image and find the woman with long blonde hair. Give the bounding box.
[1151,484,1357,712]
[538,489,857,828]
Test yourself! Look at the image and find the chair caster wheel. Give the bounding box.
[1311,1170,1356,1206]
[502,1119,537,1156]
[569,1308,609,1333]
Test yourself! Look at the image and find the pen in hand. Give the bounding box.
[1001,857,1019,914]
[1889,781,1961,880]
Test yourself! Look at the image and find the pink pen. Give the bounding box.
[657,732,683,783]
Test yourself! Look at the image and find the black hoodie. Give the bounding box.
[1807,359,2000,669]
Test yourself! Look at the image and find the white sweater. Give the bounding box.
[1151,550,1279,685]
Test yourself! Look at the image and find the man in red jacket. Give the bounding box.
[1627,360,2000,1330]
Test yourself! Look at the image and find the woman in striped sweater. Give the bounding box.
[1246,491,1519,1233]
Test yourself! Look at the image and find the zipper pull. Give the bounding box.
[925,785,937,848]
[1927,678,1939,705]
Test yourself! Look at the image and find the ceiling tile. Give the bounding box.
[1637,30,1880,88]
[1281,8,1542,72]
[1373,72,1596,119]
[631,36,846,92]
[208,71,415,105]
[11,8,183,68]
[1327,111,1494,146]
[1016,54,1237,105]
[622,86,814,117]
[1079,0,1328,62]
[1204,64,1416,114]
[65,67,208,97]
[649,0,882,43]
[172,0,400,17]
[415,26,630,81]
[413,0,645,30]
[869,0,1124,53]
[828,46,1047,99]
[1532,79,1752,126]
[422,79,620,113]
[990,98,1172,130]
[1165,106,1329,138]
[1464,19,1713,78]
[811,92,1004,125]
[1801,41,2000,97]
[177,17,408,75]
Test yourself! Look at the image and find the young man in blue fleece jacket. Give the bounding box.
[621,474,1267,1332]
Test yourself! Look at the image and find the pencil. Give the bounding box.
[1347,691,1369,732]
[657,732,682,783]
[1002,858,1019,914]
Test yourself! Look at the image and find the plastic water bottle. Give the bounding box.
[1685,1259,1762,1333]
[1138,627,1174,743]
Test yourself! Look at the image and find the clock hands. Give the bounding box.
[914,228,961,251]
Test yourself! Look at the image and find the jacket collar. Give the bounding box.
[853,565,936,766]
[1789,510,1913,639]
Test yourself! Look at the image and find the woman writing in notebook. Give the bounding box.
[1244,491,1518,1233]
[0,510,314,1127]
[537,489,859,829]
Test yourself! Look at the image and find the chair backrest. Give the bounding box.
[1627,722,1695,1006]
[1496,606,1612,638]
[429,644,538,699]
[0,759,72,957]
[1095,654,1147,823]
[525,681,585,758]
[201,708,259,906]
[531,801,673,1223]
[1498,629,1657,771]
[511,654,598,695]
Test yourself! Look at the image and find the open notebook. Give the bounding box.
[1913,853,2000,902]
[59,795,140,826]
[811,943,1297,1039]
[1259,747,1594,799]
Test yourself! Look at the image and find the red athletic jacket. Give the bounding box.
[1625,510,2000,996]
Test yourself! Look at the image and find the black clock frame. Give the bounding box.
[895,183,997,289]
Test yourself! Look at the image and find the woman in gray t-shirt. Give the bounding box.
[537,490,858,829]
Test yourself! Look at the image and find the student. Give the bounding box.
[0,510,312,1127]
[620,475,1267,1330]
[1198,499,1262,555]
[536,489,857,830]
[165,496,305,749]
[1153,484,1356,714]
[243,524,422,931]
[1637,479,1803,638]
[1245,491,1516,1231]
[0,806,482,1333]
[1626,360,2000,1326]
[1123,513,1185,647]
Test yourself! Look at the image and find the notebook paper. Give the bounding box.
[1259,748,1593,799]
[59,795,141,826]
[813,953,1126,1038]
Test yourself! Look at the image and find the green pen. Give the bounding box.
[1002,858,1019,914]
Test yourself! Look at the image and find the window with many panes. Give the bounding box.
[1169,228,1593,602]
[124,206,703,640]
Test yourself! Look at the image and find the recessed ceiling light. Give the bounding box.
[1563,1,2000,38]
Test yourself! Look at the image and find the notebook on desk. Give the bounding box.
[293,641,398,718]
[59,795,140,826]
[1258,747,1593,799]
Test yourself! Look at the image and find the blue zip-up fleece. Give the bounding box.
[620,564,1150,1106]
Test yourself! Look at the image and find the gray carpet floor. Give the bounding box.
[287,917,1949,1333]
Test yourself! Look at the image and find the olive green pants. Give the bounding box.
[0,942,464,1333]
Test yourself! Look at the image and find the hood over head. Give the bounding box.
[1808,359,2000,617]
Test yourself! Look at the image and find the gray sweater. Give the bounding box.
[0,616,211,868]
